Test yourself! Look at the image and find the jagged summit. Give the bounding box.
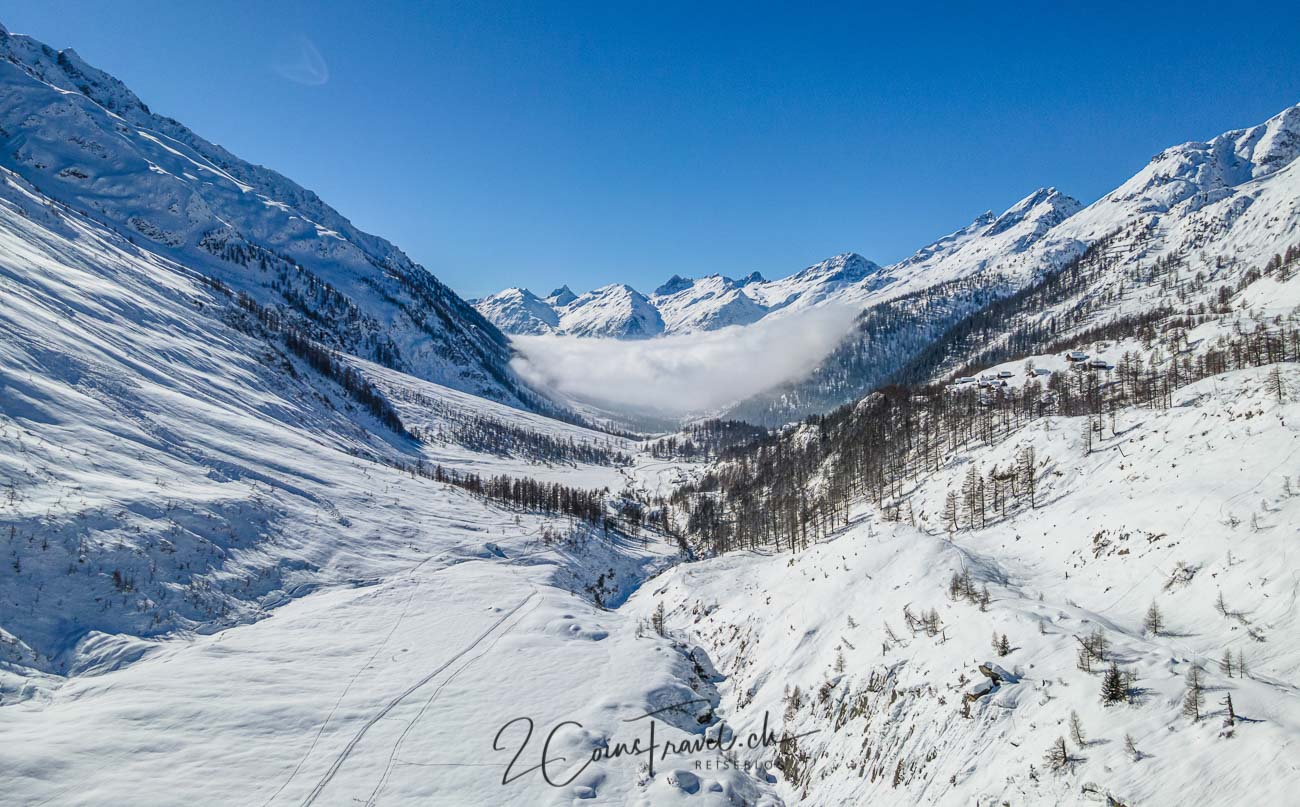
[790,252,879,282]
[879,186,1083,295]
[654,274,694,296]
[545,285,577,306]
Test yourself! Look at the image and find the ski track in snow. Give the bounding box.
[298,588,539,806]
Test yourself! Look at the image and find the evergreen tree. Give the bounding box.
[1268,365,1286,403]
[1102,661,1126,704]
[1124,733,1140,761]
[652,601,667,637]
[943,490,959,533]
[1045,736,1071,772]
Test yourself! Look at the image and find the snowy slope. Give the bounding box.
[633,363,1300,806]
[746,252,884,313]
[559,283,667,339]
[0,24,537,407]
[1029,104,1300,276]
[0,158,777,805]
[729,104,1300,426]
[652,274,768,333]
[873,187,1083,298]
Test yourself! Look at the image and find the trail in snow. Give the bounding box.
[299,589,539,806]
[262,551,453,806]
[363,593,546,805]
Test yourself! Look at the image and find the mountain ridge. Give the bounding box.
[0,25,546,411]
[474,187,1079,339]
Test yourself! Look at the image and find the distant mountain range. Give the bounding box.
[474,188,1082,338]
[478,98,1300,362]
[476,101,1300,427]
[473,251,879,338]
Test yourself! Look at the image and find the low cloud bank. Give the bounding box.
[510,304,858,419]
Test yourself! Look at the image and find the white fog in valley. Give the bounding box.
[509,303,859,416]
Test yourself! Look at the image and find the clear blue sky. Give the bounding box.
[4,2,1300,298]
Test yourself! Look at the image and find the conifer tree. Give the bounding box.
[1069,710,1087,746]
[1124,733,1140,761]
[1102,661,1126,704]
[1045,736,1071,772]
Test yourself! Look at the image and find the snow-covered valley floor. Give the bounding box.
[7,364,1298,806]
[0,165,776,805]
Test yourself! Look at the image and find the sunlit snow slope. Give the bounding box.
[633,363,1300,806]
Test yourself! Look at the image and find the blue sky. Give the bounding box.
[4,2,1300,297]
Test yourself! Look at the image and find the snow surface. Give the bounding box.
[0,154,771,806]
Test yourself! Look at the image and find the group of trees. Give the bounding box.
[206,278,411,437]
[200,230,401,369]
[282,327,410,436]
[646,419,768,460]
[943,446,1038,531]
[416,463,608,526]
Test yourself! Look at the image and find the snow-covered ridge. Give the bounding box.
[473,184,1080,339]
[1021,102,1300,278]
[0,25,536,407]
[475,251,884,338]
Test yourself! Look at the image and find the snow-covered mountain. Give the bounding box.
[471,286,560,335]
[653,273,768,332]
[560,283,666,338]
[0,23,541,409]
[726,105,1300,425]
[473,187,1082,341]
[1027,102,1300,276]
[876,186,1082,297]
[475,252,885,337]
